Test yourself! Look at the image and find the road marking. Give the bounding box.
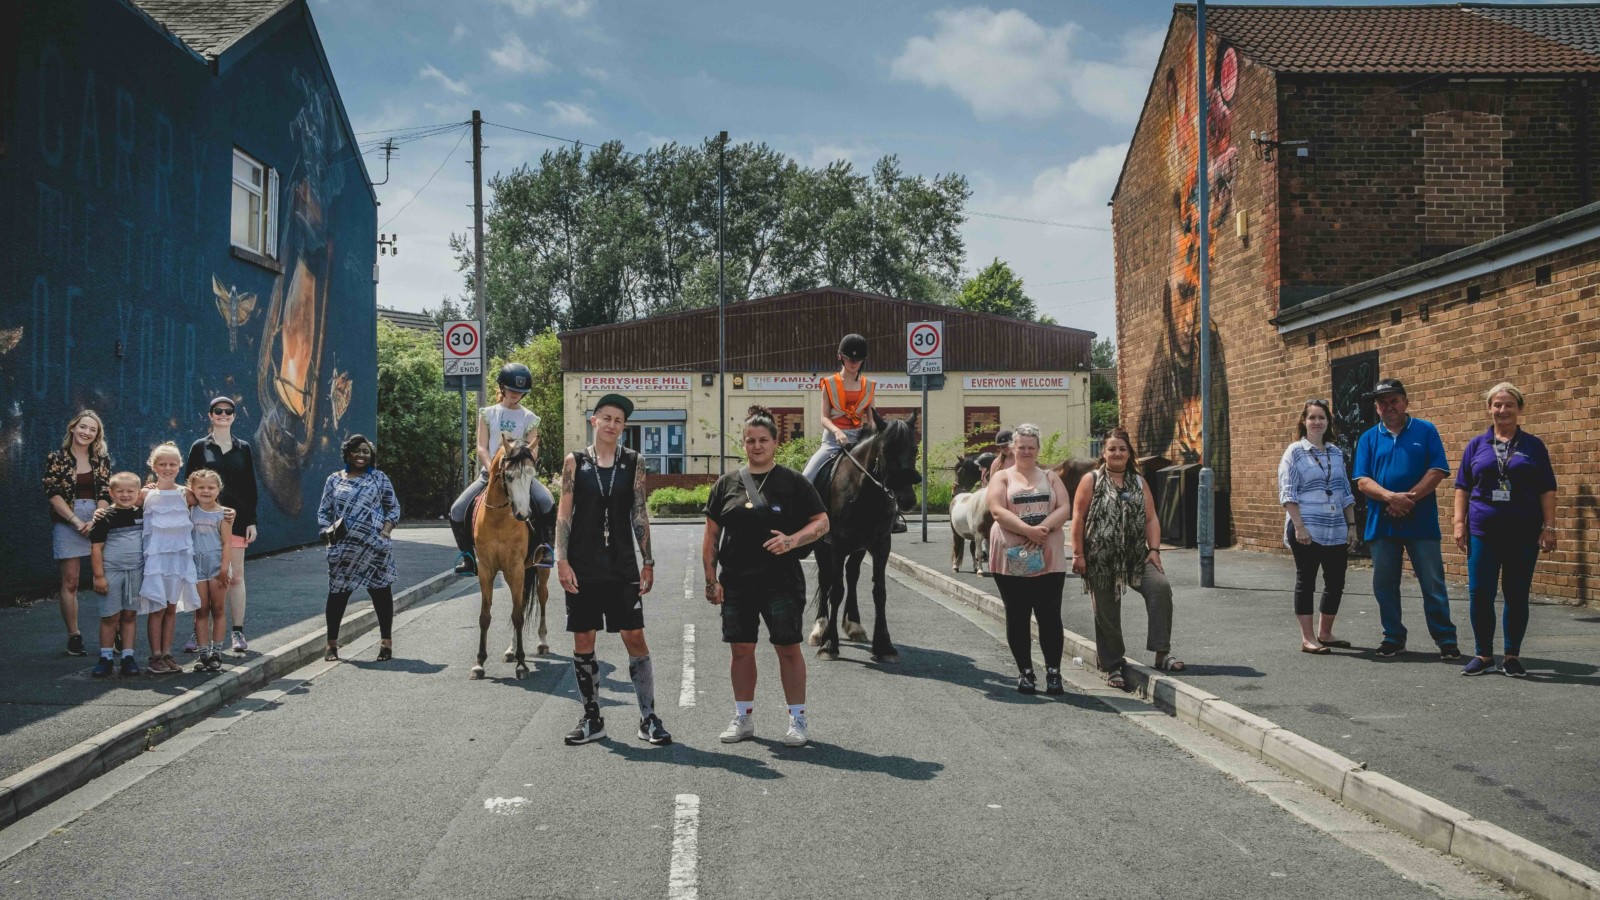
[679,624,696,708]
[668,793,700,900]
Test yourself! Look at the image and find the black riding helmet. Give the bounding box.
[994,429,1014,447]
[838,333,869,362]
[498,363,533,392]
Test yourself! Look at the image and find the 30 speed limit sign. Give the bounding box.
[906,320,943,375]
[442,320,482,376]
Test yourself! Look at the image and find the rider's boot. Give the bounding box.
[450,517,477,577]
[533,508,557,568]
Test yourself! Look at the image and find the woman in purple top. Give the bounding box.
[1452,382,1557,678]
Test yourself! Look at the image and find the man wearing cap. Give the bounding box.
[555,393,670,746]
[1351,378,1460,659]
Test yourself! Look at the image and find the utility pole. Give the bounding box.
[1195,2,1216,587]
[717,130,728,475]
[465,109,486,489]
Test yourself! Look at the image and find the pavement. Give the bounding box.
[0,523,1496,900]
[894,531,1600,870]
[0,525,460,783]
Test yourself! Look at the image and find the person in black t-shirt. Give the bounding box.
[554,393,670,747]
[703,406,830,747]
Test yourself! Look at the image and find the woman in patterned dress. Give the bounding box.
[1070,428,1180,690]
[317,435,401,662]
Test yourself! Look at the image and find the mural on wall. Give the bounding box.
[255,69,348,515]
[211,277,258,352]
[1330,350,1379,557]
[1136,38,1237,483]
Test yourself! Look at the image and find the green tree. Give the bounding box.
[1090,337,1118,436]
[376,321,463,518]
[496,328,565,474]
[1091,336,1117,369]
[956,258,1039,320]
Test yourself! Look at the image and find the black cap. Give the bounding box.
[1362,378,1407,401]
[594,393,634,420]
[994,429,1014,446]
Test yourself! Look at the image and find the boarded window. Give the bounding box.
[964,406,1001,449]
[769,407,806,442]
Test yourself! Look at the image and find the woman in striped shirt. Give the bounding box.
[1277,400,1358,655]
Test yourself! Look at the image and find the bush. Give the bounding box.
[648,484,711,517]
[377,321,463,519]
[916,478,955,514]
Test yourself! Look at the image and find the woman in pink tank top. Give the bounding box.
[985,424,1070,694]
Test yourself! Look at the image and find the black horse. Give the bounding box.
[807,410,921,663]
[953,455,984,494]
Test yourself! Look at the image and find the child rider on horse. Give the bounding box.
[802,333,878,483]
[449,363,557,577]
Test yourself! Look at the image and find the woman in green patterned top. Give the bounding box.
[1069,428,1182,690]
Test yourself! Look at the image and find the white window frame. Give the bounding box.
[231,148,279,259]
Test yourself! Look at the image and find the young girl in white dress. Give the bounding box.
[139,443,201,674]
[187,469,233,673]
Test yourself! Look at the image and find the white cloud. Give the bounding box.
[418,63,470,96]
[892,9,1163,125]
[806,143,877,169]
[504,101,531,116]
[489,34,553,75]
[450,23,468,44]
[580,66,610,82]
[494,0,593,17]
[544,100,596,128]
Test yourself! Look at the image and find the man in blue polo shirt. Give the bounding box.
[1351,378,1460,659]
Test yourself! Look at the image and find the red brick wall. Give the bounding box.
[1276,79,1599,300]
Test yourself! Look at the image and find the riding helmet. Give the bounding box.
[994,429,1014,447]
[498,363,533,392]
[838,333,869,362]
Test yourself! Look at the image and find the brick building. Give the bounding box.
[1113,4,1600,602]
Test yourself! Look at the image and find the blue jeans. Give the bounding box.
[1467,534,1538,658]
[1368,537,1457,648]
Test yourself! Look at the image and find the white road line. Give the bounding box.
[667,793,701,900]
[679,624,696,707]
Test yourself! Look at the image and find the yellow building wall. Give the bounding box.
[563,371,1092,474]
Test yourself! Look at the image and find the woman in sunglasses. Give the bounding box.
[185,396,261,654]
[1276,399,1357,654]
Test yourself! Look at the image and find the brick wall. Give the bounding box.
[1246,239,1600,604]
[649,473,719,492]
[1277,79,1599,301]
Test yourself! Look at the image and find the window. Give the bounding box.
[231,149,279,258]
[598,408,687,475]
[769,407,806,442]
[963,406,1001,449]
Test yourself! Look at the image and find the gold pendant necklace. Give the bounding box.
[744,470,771,508]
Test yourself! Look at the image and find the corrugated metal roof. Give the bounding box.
[128,0,294,60]
[377,307,442,346]
[559,288,1095,374]
[1178,3,1600,74]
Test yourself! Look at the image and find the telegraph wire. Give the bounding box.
[966,211,1111,232]
[380,125,471,231]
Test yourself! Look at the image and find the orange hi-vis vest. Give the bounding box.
[822,373,875,429]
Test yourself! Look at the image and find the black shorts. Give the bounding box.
[721,582,805,645]
[565,581,644,634]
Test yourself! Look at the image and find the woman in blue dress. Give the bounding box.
[318,435,401,662]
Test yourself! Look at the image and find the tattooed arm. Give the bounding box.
[555,453,578,593]
[632,457,654,594]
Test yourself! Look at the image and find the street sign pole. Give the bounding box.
[460,380,471,489]
[443,320,484,490]
[906,321,943,544]
[921,380,929,542]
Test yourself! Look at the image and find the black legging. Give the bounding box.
[991,572,1066,674]
[1288,541,1347,617]
[325,585,395,642]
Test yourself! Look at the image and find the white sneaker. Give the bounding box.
[718,713,755,743]
[783,713,809,747]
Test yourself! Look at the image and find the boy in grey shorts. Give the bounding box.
[89,472,145,678]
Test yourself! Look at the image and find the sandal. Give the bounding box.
[1155,656,1187,672]
[1301,642,1331,655]
[377,642,393,662]
[324,643,340,662]
[1105,667,1128,690]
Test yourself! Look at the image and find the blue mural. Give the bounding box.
[1,0,377,591]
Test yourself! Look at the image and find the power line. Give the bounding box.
[1032,275,1113,287]
[379,125,470,231]
[967,211,1111,232]
[356,120,467,136]
[481,120,648,159]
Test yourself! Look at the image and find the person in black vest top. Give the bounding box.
[555,393,670,747]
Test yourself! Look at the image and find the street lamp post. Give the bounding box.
[1196,0,1216,587]
[717,131,728,475]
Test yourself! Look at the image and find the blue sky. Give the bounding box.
[310,1,1191,342]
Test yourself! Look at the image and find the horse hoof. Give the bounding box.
[842,622,868,643]
[469,667,485,680]
[872,652,901,664]
[503,651,516,663]
[515,666,530,680]
[817,647,839,661]
[536,644,550,655]
[806,621,827,646]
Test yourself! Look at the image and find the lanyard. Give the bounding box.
[1306,442,1334,499]
[1492,433,1517,487]
[589,446,620,547]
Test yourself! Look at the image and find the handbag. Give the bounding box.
[320,479,354,545]
[1002,543,1046,576]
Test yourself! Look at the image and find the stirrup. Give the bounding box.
[454,551,477,576]
[531,544,556,568]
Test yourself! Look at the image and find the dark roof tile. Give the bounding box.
[129,0,293,60]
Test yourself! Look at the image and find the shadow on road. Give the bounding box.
[751,737,945,781]
[602,739,783,780]
[827,643,1121,712]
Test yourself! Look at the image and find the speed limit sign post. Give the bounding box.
[906,320,943,542]
[442,320,484,488]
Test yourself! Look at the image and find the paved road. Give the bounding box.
[0,524,1503,899]
[899,530,1600,868]
[0,526,458,781]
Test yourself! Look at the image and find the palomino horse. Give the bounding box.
[470,440,550,679]
[950,457,1098,575]
[808,410,921,663]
